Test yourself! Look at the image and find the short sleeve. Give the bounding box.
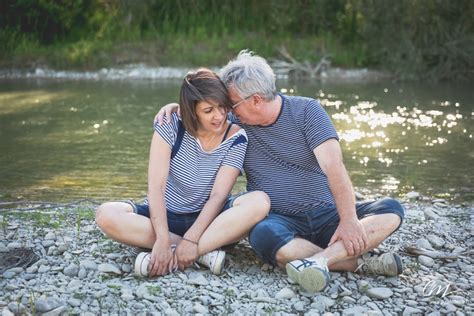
[221,130,248,173]
[304,100,339,150]
[153,113,179,147]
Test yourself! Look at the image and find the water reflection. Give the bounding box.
[0,79,472,202]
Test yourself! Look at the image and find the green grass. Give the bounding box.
[0,32,366,70]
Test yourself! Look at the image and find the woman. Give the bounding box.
[96,68,270,276]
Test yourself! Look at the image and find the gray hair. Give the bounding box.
[219,50,276,100]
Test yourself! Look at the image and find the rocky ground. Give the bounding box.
[0,194,472,315]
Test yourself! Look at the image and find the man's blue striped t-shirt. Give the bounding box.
[231,94,338,214]
[150,113,248,214]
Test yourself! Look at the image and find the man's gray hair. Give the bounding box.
[219,50,276,100]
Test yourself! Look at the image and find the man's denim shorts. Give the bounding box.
[248,197,404,266]
[126,194,242,237]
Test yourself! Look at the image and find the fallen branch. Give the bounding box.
[270,45,331,79]
[402,245,470,260]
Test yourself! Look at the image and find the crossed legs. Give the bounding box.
[95,191,270,256]
[275,213,401,270]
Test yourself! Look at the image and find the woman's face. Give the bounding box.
[195,100,227,134]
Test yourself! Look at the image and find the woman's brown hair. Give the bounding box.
[179,68,232,136]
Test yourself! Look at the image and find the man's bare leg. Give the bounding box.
[276,213,401,270]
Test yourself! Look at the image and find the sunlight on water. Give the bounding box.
[0,80,472,203]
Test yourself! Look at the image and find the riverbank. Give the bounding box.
[1,195,472,315]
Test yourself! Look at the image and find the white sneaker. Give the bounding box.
[286,257,331,293]
[134,245,177,277]
[134,252,151,276]
[196,250,226,275]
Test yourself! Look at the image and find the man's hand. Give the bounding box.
[328,217,368,257]
[148,240,174,276]
[175,239,199,271]
[154,103,180,125]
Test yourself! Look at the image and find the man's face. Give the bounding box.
[228,87,255,125]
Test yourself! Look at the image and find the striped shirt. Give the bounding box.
[231,94,338,214]
[150,113,248,214]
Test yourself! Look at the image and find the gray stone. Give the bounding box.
[418,255,435,267]
[193,303,208,314]
[406,192,420,200]
[2,307,15,316]
[342,296,356,303]
[42,306,67,316]
[38,265,50,273]
[187,272,209,286]
[293,301,306,312]
[98,263,122,275]
[35,298,60,313]
[79,260,98,270]
[42,240,55,247]
[416,238,434,250]
[78,268,87,279]
[44,232,56,240]
[0,243,9,252]
[7,302,25,314]
[343,306,368,315]
[2,271,16,279]
[253,297,277,304]
[63,263,79,277]
[403,306,423,315]
[67,298,81,307]
[7,242,22,250]
[426,234,445,249]
[423,208,439,220]
[275,287,296,299]
[366,288,393,299]
[357,280,370,292]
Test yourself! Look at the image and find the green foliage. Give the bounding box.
[1,0,472,80]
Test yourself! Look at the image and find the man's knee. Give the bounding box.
[378,197,404,219]
[249,220,286,266]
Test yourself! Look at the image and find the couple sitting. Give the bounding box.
[96,51,404,293]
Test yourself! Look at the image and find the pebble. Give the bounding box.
[405,191,420,200]
[80,260,98,270]
[366,288,393,299]
[418,255,435,267]
[0,202,471,315]
[63,263,79,277]
[403,306,423,315]
[193,303,208,314]
[415,238,434,250]
[186,273,209,286]
[426,234,445,249]
[275,287,296,299]
[98,263,122,274]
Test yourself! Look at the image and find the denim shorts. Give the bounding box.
[126,194,242,237]
[248,197,404,266]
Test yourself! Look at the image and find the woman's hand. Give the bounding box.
[148,239,174,277]
[175,239,199,271]
[154,103,180,125]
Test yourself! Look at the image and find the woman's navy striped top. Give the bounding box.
[231,94,339,214]
[152,113,248,214]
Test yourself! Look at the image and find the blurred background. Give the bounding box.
[0,1,473,204]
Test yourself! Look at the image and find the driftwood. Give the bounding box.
[271,46,331,79]
[403,245,473,260]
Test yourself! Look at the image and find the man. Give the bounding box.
[157,50,404,293]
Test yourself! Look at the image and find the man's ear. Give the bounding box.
[253,94,264,108]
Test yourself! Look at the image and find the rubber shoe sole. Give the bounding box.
[286,262,330,293]
[134,252,150,276]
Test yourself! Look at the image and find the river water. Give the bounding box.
[0,78,473,203]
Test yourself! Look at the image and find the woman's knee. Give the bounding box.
[95,202,130,231]
[236,190,271,217]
